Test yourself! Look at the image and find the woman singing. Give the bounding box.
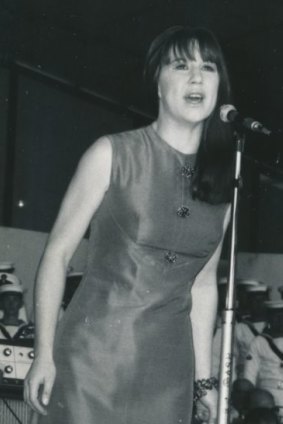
[25,26,233,424]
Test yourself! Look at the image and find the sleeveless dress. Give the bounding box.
[39,124,228,424]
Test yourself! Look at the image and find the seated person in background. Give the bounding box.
[212,279,269,381]
[243,407,279,424]
[0,272,32,340]
[235,284,269,378]
[243,301,283,420]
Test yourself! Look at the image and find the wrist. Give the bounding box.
[193,377,218,402]
[34,345,54,361]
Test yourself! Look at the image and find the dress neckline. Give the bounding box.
[146,124,198,159]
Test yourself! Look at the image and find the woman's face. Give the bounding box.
[157,45,220,126]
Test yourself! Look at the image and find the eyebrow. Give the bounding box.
[168,56,216,64]
[168,57,188,64]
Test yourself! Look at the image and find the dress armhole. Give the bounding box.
[105,134,117,191]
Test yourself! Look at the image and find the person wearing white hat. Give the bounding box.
[0,272,29,339]
[236,278,262,320]
[234,284,270,378]
[243,300,283,419]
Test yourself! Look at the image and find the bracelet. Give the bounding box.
[193,377,218,402]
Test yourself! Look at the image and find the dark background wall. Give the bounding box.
[0,0,283,252]
[4,71,138,231]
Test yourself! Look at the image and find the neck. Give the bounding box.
[154,115,203,154]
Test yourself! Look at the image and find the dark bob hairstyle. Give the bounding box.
[144,26,234,204]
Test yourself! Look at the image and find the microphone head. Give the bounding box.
[220,104,237,123]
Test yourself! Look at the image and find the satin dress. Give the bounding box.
[39,124,228,424]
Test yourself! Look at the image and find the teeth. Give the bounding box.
[185,93,203,103]
[188,94,202,99]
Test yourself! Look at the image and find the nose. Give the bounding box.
[189,65,202,83]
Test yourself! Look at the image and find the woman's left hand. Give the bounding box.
[195,388,218,424]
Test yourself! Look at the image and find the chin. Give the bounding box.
[184,108,213,122]
[183,114,209,125]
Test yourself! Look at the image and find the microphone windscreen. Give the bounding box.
[220,104,237,123]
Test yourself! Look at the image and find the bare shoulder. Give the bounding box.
[75,135,112,190]
[87,135,112,155]
[79,135,112,169]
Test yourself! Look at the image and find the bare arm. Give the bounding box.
[25,136,112,413]
[190,205,231,423]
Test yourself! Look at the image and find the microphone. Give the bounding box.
[220,104,271,136]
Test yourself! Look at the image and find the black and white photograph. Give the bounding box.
[0,1,283,423]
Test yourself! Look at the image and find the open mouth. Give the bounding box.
[184,93,204,104]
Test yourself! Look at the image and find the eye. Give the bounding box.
[175,63,188,70]
[171,59,188,70]
[202,63,217,72]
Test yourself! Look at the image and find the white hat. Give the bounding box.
[246,285,270,293]
[0,262,15,272]
[236,278,262,287]
[0,272,23,295]
[264,300,283,310]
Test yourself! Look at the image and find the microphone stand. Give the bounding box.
[217,130,245,424]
